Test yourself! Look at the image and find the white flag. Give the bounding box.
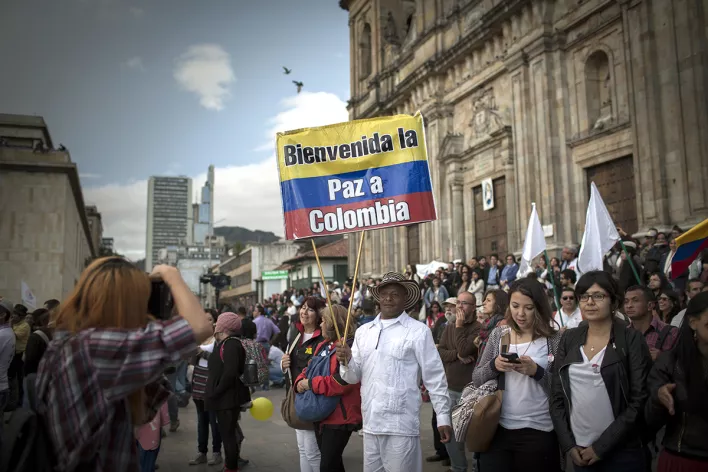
[518,203,547,276]
[21,281,37,310]
[578,182,620,274]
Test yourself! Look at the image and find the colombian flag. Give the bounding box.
[671,218,708,278]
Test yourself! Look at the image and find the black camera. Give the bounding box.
[148,280,174,320]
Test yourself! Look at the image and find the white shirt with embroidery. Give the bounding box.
[340,312,451,436]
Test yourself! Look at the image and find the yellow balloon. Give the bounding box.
[249,397,274,421]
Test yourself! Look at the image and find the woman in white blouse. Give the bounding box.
[472,278,563,472]
[550,271,651,472]
[469,269,485,308]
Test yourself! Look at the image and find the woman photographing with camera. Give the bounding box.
[34,257,213,472]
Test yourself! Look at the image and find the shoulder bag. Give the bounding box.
[451,329,510,452]
[280,333,314,430]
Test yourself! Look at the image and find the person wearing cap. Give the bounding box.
[335,271,452,472]
[205,312,251,472]
[0,298,16,448]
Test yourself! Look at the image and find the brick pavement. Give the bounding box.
[157,388,461,471]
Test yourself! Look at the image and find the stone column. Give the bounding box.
[451,182,465,260]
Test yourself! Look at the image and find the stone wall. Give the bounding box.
[343,0,708,277]
[0,148,94,304]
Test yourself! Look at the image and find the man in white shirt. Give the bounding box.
[335,272,452,472]
[560,246,581,279]
[554,287,583,329]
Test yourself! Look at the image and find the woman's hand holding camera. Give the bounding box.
[149,265,180,285]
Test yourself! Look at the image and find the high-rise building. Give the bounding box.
[145,176,192,272]
[85,205,103,255]
[193,165,214,245]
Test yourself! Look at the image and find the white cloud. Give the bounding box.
[79,173,102,179]
[174,44,235,111]
[84,91,347,261]
[129,6,144,18]
[123,56,145,71]
[254,91,349,151]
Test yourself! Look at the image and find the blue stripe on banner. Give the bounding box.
[674,238,706,262]
[280,160,432,213]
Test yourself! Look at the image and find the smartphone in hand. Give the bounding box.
[501,352,521,364]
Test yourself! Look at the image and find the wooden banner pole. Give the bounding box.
[343,231,366,341]
[311,239,342,341]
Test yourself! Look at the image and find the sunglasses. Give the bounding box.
[561,296,575,301]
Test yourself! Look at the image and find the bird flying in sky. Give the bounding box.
[283,66,292,75]
[293,81,303,93]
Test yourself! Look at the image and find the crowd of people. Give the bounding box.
[0,228,707,472]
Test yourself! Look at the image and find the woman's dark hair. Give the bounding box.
[240,318,257,340]
[484,289,509,319]
[675,292,708,420]
[430,301,442,313]
[300,296,325,325]
[506,254,516,263]
[207,308,219,321]
[31,308,50,328]
[575,270,620,307]
[506,278,556,339]
[658,289,681,323]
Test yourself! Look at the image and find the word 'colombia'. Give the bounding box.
[283,127,419,166]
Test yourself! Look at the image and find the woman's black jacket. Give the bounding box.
[550,319,651,459]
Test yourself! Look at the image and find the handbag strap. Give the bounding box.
[285,332,302,388]
[498,330,511,391]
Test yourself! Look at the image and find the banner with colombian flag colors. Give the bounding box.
[276,113,437,240]
[671,218,708,278]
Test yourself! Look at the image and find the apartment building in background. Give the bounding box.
[145,176,192,272]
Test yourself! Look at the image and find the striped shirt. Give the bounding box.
[35,318,197,472]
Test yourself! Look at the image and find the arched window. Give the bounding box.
[585,50,612,129]
[359,23,372,79]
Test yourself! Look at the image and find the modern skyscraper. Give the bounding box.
[145,176,192,272]
[193,165,214,245]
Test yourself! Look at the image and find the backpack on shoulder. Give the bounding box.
[294,345,342,422]
[1,374,55,472]
[220,338,269,387]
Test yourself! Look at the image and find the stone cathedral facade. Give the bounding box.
[340,0,708,277]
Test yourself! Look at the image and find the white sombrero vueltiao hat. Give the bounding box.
[370,272,421,311]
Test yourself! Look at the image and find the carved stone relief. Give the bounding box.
[468,88,510,144]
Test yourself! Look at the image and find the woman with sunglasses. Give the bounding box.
[550,271,651,472]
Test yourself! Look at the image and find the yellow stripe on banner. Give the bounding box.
[276,112,428,182]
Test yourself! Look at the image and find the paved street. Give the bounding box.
[158,388,456,471]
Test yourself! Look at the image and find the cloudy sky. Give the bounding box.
[0,0,350,260]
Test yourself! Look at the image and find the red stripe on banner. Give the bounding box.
[284,191,436,239]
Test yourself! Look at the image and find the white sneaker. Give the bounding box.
[189,453,207,465]
[208,452,223,466]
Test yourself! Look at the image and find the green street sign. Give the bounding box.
[262,270,289,280]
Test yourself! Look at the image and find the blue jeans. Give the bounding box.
[194,399,221,454]
[269,365,284,385]
[445,390,468,472]
[136,440,160,472]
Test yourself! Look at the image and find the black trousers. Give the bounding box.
[314,426,353,472]
[432,411,449,458]
[478,427,560,472]
[216,409,243,470]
